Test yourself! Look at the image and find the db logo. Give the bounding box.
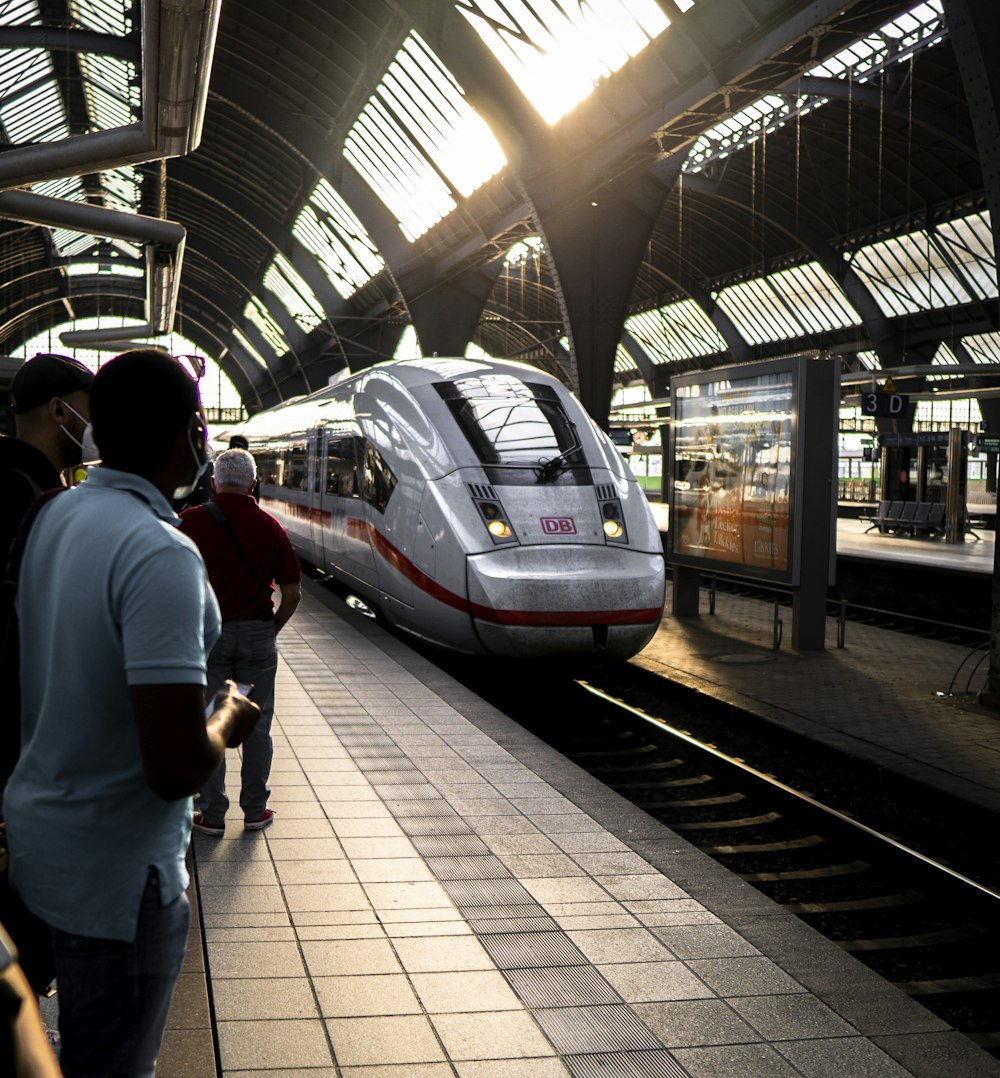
[541,516,576,534]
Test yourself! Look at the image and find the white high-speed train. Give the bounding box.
[228,357,665,659]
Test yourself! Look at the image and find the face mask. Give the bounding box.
[60,401,100,464]
[173,422,210,500]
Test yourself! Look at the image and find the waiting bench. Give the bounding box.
[862,500,945,538]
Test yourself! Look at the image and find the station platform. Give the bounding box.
[160,578,1000,1077]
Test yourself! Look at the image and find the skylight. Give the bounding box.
[78,52,138,130]
[716,263,862,344]
[232,328,270,370]
[292,180,384,300]
[64,261,143,277]
[456,0,676,126]
[244,297,291,357]
[344,32,506,241]
[840,210,997,319]
[263,254,326,332]
[684,1,944,173]
[626,298,728,363]
[0,50,68,143]
[961,332,1000,364]
[614,343,640,375]
[505,235,544,266]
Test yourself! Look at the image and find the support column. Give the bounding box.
[539,167,677,425]
[945,0,1000,703]
[407,260,504,358]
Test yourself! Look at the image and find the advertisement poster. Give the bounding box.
[671,369,796,574]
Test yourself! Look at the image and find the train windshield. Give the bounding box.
[436,376,579,467]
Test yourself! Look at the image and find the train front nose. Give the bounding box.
[466,545,665,659]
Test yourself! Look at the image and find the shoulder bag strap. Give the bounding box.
[203,501,272,593]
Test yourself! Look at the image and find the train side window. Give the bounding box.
[326,436,359,497]
[256,450,279,486]
[361,442,396,514]
[282,445,308,490]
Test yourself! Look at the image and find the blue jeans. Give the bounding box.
[199,619,278,822]
[51,870,190,1078]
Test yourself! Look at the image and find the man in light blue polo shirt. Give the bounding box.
[4,350,260,1078]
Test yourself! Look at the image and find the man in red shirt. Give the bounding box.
[180,448,301,835]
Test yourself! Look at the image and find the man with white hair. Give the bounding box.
[179,448,301,835]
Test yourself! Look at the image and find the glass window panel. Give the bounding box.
[292,179,384,300]
[50,231,98,257]
[716,280,799,345]
[684,1,944,174]
[231,327,269,370]
[766,263,862,333]
[856,350,882,370]
[627,299,728,363]
[962,332,1000,364]
[64,260,143,277]
[344,33,502,241]
[934,212,997,302]
[456,0,672,125]
[263,253,326,332]
[1,72,67,143]
[70,0,132,35]
[850,230,973,316]
[245,297,291,357]
[79,53,137,131]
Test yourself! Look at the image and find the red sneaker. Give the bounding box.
[192,812,225,837]
[244,809,275,832]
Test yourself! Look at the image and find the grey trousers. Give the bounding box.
[198,619,278,822]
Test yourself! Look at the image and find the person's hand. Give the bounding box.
[215,680,260,748]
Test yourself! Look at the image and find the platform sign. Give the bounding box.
[860,391,908,417]
[668,356,837,589]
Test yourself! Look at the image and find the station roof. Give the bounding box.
[0,0,996,420]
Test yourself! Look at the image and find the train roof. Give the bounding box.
[230,356,572,442]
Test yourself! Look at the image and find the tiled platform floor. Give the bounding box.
[184,581,1000,1077]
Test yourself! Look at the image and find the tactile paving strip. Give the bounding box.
[533,1005,666,1054]
[479,932,590,969]
[409,835,492,856]
[440,878,537,907]
[503,965,624,1008]
[564,1051,690,1078]
[423,855,511,880]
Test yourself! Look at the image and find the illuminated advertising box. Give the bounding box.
[669,357,834,586]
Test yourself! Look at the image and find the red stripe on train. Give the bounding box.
[350,518,660,627]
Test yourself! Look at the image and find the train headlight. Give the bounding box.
[603,520,623,538]
[488,520,512,538]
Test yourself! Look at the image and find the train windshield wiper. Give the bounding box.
[536,439,582,483]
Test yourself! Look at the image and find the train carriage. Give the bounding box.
[232,357,665,659]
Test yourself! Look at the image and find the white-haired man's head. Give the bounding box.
[213,448,257,492]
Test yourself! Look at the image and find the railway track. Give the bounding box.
[449,658,1000,1058]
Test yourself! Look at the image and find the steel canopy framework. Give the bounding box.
[0,0,997,425]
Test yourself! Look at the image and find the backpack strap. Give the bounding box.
[203,501,271,593]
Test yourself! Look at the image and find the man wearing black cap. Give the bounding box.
[1,352,96,557]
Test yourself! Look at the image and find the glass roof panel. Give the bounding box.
[79,53,138,131]
[684,1,944,173]
[344,33,503,241]
[850,229,974,316]
[1,1,41,25]
[716,278,800,344]
[232,327,270,370]
[766,263,863,334]
[64,260,143,277]
[961,332,1000,364]
[50,231,98,258]
[0,56,68,143]
[626,298,727,363]
[244,297,291,357]
[614,343,640,375]
[856,350,882,370]
[292,179,384,300]
[933,211,997,302]
[345,99,456,242]
[263,254,326,333]
[70,0,132,36]
[456,0,672,125]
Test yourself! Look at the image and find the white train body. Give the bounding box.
[234,357,665,659]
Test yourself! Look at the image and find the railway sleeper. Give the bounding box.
[740,859,871,882]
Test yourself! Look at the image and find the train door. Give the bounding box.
[324,431,376,589]
[307,429,325,566]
